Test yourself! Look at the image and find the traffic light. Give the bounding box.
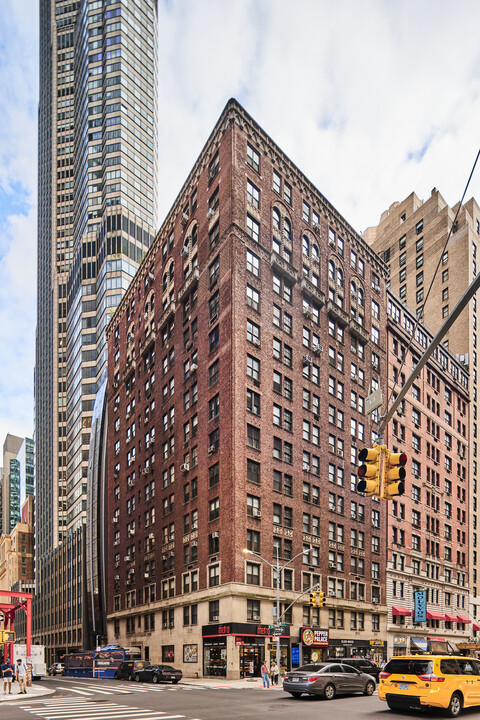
[0,630,15,643]
[383,450,407,499]
[357,444,384,498]
[318,592,326,607]
[310,591,318,607]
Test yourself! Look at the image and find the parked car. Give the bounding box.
[134,664,183,684]
[284,662,376,700]
[47,663,64,676]
[378,654,480,717]
[114,660,147,681]
[326,657,381,681]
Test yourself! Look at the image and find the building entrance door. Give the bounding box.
[239,644,264,677]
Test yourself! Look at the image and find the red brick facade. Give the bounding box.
[106,100,390,675]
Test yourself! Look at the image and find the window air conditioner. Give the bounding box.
[124,555,131,561]
[208,445,217,454]
[148,271,154,281]
[252,508,261,518]
[190,362,198,371]
[181,245,189,257]
[303,355,313,365]
[212,531,219,538]
[148,533,155,539]
[253,615,261,621]
[181,212,189,225]
[329,563,336,569]
[206,208,215,219]
[112,517,119,523]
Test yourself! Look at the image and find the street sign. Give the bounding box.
[272,627,283,636]
[366,388,383,414]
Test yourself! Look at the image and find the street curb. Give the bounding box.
[0,686,55,703]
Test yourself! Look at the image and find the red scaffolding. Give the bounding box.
[0,590,32,662]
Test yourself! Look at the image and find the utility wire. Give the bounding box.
[383,149,480,415]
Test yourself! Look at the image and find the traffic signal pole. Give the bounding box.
[376,270,480,440]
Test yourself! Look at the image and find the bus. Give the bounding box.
[63,645,141,678]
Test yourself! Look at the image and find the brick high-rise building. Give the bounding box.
[385,291,471,656]
[35,0,158,660]
[366,190,480,630]
[106,99,390,676]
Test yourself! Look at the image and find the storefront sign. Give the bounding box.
[301,628,329,646]
[370,640,385,646]
[203,622,290,638]
[393,636,408,647]
[414,590,427,623]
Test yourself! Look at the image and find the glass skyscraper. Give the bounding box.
[35,0,158,658]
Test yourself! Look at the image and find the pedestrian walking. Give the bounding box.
[15,659,27,694]
[270,661,279,686]
[261,661,270,688]
[1,658,14,694]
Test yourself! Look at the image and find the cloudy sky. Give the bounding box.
[1,0,480,444]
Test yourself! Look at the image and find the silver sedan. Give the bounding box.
[283,662,376,700]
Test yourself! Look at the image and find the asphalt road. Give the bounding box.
[1,677,476,720]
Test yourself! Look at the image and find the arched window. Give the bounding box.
[302,235,310,257]
[273,208,281,232]
[162,273,168,292]
[312,244,319,261]
[358,288,364,306]
[328,260,335,282]
[169,263,174,281]
[351,280,357,297]
[337,268,344,288]
[284,218,292,242]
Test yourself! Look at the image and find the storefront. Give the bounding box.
[300,627,329,664]
[392,635,408,656]
[202,623,290,679]
[329,638,372,659]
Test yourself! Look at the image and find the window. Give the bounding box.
[246,249,260,277]
[246,214,260,242]
[246,284,260,312]
[247,458,260,484]
[247,388,260,415]
[247,354,260,384]
[246,562,260,585]
[247,143,260,172]
[247,181,260,209]
[247,424,260,450]
[247,319,260,346]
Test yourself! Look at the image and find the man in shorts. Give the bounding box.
[1,658,14,694]
[16,658,27,694]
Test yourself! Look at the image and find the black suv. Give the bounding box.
[326,657,381,681]
[114,660,147,681]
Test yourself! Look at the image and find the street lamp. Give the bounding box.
[243,546,313,672]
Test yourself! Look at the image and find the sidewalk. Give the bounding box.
[0,682,54,703]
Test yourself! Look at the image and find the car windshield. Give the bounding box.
[384,659,433,675]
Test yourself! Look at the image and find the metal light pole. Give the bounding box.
[243,547,313,673]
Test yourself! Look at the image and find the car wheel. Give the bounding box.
[446,693,463,718]
[114,672,119,680]
[172,679,179,684]
[364,680,375,696]
[290,692,302,699]
[323,683,335,700]
[128,674,134,682]
[134,674,141,682]
[152,675,159,684]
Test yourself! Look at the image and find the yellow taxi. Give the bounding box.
[378,655,480,717]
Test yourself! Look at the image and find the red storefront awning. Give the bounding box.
[457,615,472,624]
[445,614,457,622]
[426,611,445,620]
[473,623,480,632]
[392,606,412,616]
